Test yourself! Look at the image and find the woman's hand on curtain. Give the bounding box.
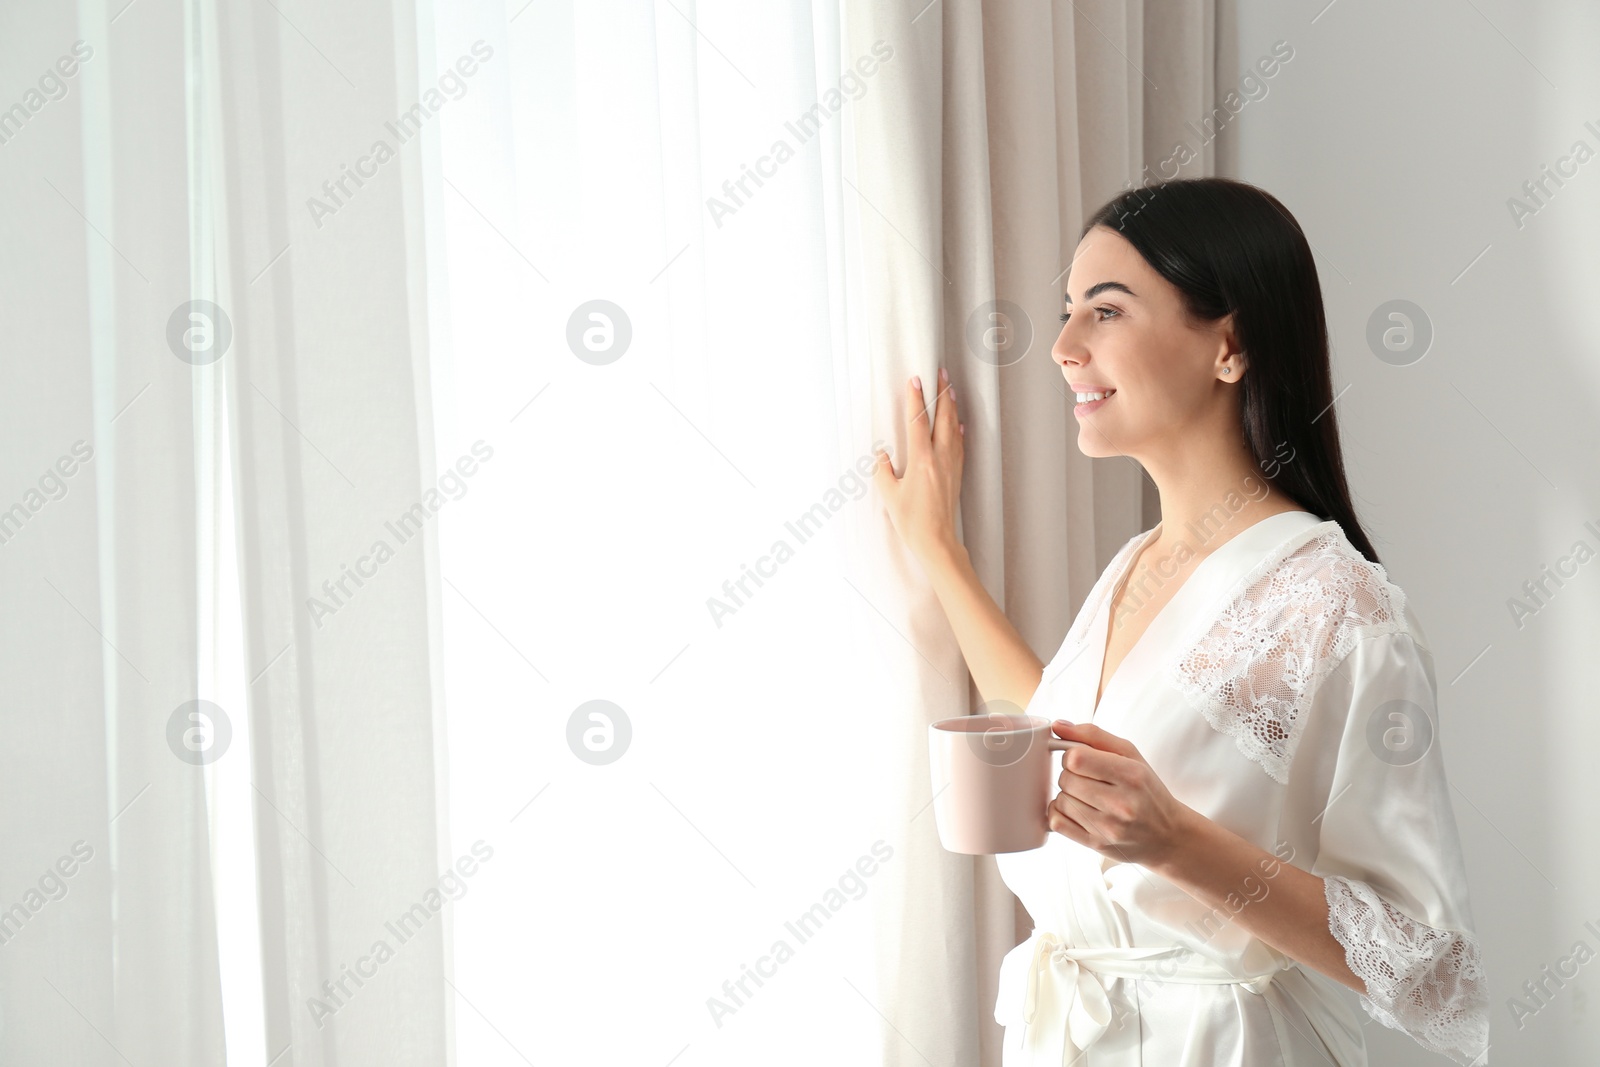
[873,368,964,566]
[873,368,1045,711]
[1045,720,1191,866]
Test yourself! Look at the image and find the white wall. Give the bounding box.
[1220,2,1600,1063]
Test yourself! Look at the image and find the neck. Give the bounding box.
[1142,434,1301,557]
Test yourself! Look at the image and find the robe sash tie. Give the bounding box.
[995,930,1279,1065]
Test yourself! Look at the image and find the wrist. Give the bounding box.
[926,536,968,572]
[1149,802,1211,879]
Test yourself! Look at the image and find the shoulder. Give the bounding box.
[1169,520,1425,783]
[1267,524,1423,656]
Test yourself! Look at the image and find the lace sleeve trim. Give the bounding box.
[1324,874,1490,1066]
[1169,532,1410,783]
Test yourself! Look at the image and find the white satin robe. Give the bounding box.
[995,510,1490,1066]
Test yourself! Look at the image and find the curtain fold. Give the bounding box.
[213,0,453,1062]
[0,2,224,1064]
[843,2,1214,1062]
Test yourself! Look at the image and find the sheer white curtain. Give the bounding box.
[427,2,898,1064]
[4,0,456,1063]
[0,0,1209,1062]
[430,2,1209,1065]
[0,3,224,1064]
[213,0,455,1063]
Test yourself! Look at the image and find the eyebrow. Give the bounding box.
[1063,281,1137,304]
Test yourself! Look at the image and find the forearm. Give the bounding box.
[1148,805,1365,995]
[922,540,1045,712]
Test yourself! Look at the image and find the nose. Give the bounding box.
[1052,323,1080,370]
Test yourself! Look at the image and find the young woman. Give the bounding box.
[872,178,1489,1066]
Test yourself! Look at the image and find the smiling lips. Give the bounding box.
[1069,384,1115,414]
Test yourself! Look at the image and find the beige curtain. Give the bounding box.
[844,3,1217,1062]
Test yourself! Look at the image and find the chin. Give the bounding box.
[1075,426,1124,459]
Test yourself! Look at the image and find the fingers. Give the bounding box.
[905,369,962,454]
[881,370,958,498]
[1058,742,1120,785]
[871,444,897,495]
[1047,792,1094,845]
[931,366,959,446]
[905,375,932,458]
[1056,767,1115,811]
[1052,720,1141,761]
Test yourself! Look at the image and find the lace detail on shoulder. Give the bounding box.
[1168,531,1410,783]
[1324,875,1490,1066]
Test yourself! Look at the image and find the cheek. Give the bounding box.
[1119,373,1186,418]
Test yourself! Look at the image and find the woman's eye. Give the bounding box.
[1058,307,1119,323]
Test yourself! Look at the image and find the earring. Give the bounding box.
[1222,367,1232,375]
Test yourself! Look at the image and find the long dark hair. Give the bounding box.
[1082,177,1382,566]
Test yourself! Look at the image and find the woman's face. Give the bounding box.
[1052,225,1238,461]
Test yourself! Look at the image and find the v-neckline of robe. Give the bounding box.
[1087,509,1326,722]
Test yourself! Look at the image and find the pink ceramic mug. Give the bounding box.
[928,713,1083,854]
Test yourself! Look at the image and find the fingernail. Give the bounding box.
[912,375,922,390]
[948,385,956,400]
[959,423,965,436]
[939,367,947,382]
